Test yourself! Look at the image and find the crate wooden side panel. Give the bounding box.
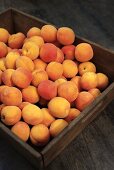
[0,9,14,34]
[0,122,43,169]
[11,8,48,34]
[41,83,114,166]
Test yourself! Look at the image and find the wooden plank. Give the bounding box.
[0,8,14,34]
[41,83,114,166]
[0,122,43,169]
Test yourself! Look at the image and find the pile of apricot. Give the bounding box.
[0,25,109,146]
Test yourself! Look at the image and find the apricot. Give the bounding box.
[40,43,57,63]
[81,72,98,90]
[22,104,43,125]
[38,80,57,100]
[63,60,78,78]
[78,62,96,76]
[0,85,8,94]
[16,56,34,72]
[0,104,5,117]
[88,88,101,99]
[65,108,80,122]
[22,86,39,104]
[28,36,44,48]
[11,121,30,142]
[97,73,109,90]
[33,59,47,71]
[50,119,68,137]
[41,24,57,42]
[57,27,75,45]
[46,62,63,81]
[8,32,25,49]
[32,69,48,87]
[19,102,30,110]
[0,42,8,58]
[2,69,14,86]
[27,27,41,38]
[0,28,9,43]
[62,45,75,60]
[12,67,32,88]
[5,51,20,69]
[75,91,94,111]
[1,87,22,106]
[58,81,79,102]
[75,43,93,62]
[55,48,64,63]
[22,41,39,60]
[30,124,50,146]
[38,97,48,107]
[71,76,82,92]
[0,58,6,71]
[1,106,21,125]
[41,108,55,127]
[48,97,70,118]
[0,70,2,85]
[55,78,67,87]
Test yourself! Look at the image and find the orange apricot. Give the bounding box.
[75,91,94,111]
[71,76,82,92]
[78,61,96,76]
[58,81,79,102]
[0,28,9,43]
[55,48,64,63]
[88,88,101,99]
[1,87,22,106]
[5,51,20,69]
[38,80,57,100]
[62,45,75,60]
[8,32,25,49]
[22,104,43,125]
[46,62,63,81]
[11,121,30,142]
[41,25,57,42]
[97,73,109,90]
[12,67,33,88]
[2,69,14,86]
[1,106,21,125]
[22,86,39,104]
[75,43,93,62]
[22,41,39,60]
[81,72,98,90]
[57,27,75,45]
[65,108,80,122]
[33,59,47,71]
[40,43,57,63]
[30,124,50,146]
[63,60,78,78]
[32,69,48,87]
[16,56,34,72]
[0,42,8,58]
[27,27,41,38]
[41,108,55,127]
[19,102,30,110]
[48,97,70,118]
[28,36,44,48]
[50,119,68,137]
[0,58,6,71]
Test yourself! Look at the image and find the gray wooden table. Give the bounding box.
[0,0,114,170]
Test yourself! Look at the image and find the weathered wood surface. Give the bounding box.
[0,0,114,170]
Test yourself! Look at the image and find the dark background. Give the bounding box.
[0,0,114,170]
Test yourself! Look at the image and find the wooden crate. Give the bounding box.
[0,8,114,169]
